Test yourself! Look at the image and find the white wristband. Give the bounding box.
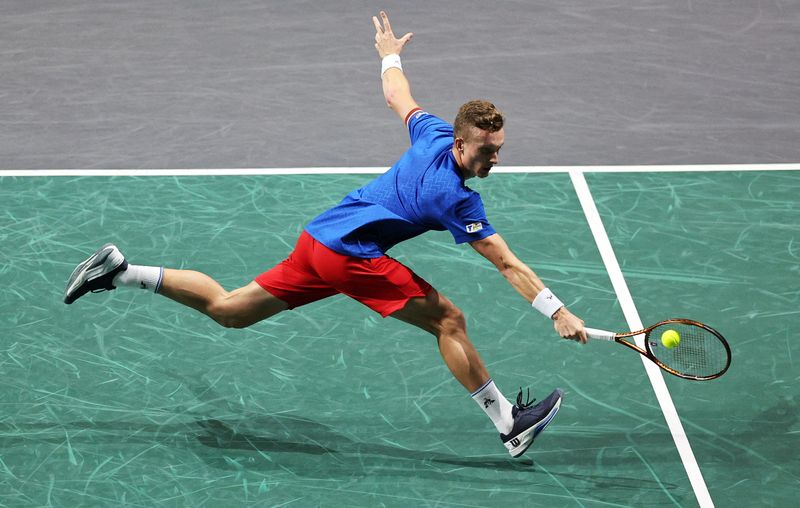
[532,288,564,319]
[381,54,402,77]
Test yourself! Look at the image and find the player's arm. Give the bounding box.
[470,233,588,343]
[372,11,419,122]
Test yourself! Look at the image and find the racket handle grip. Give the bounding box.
[585,327,617,341]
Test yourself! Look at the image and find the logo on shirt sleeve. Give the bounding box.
[465,222,484,233]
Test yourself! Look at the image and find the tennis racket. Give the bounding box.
[585,318,731,381]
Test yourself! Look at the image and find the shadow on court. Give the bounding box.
[195,414,532,468]
[0,413,679,495]
[174,376,683,494]
[190,415,688,494]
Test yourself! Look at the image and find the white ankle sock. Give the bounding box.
[112,265,164,293]
[471,379,515,434]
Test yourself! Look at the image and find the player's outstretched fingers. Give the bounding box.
[380,10,393,34]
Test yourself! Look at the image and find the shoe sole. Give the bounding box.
[505,392,563,458]
[63,243,125,304]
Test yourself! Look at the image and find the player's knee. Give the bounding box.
[207,299,252,329]
[437,303,466,336]
[217,316,253,329]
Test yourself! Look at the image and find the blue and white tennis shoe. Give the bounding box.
[500,388,563,458]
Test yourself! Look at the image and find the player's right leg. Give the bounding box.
[63,244,289,328]
[392,289,563,458]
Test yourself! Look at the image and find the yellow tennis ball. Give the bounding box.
[661,329,681,348]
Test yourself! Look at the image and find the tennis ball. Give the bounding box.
[661,329,681,348]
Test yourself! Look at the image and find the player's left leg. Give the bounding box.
[63,243,289,328]
[158,270,289,328]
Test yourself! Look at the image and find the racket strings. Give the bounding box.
[648,323,729,378]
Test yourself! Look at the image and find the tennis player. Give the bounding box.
[64,11,588,458]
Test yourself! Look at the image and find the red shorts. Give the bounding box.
[255,231,433,317]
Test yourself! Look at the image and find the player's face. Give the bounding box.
[457,127,504,180]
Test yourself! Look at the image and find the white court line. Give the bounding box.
[0,163,799,177]
[569,169,714,508]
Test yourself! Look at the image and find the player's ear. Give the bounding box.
[454,137,464,153]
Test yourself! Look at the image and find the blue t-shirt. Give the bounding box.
[304,111,496,258]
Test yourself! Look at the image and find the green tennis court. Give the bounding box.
[1,169,797,506]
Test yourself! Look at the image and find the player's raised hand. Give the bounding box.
[373,11,413,58]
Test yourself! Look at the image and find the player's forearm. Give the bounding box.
[381,67,413,116]
[503,264,579,326]
[472,234,546,303]
[499,262,547,304]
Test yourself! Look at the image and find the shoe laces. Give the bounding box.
[515,387,537,409]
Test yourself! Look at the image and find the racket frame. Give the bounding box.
[586,318,731,381]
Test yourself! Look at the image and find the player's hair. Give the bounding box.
[453,100,504,140]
